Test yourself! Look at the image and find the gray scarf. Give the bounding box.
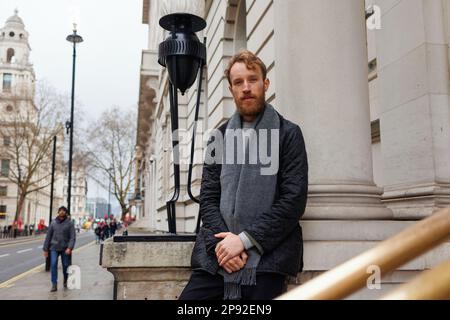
[219,103,280,299]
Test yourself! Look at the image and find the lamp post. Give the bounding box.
[45,135,57,272]
[113,13,206,244]
[66,24,83,215]
[158,13,207,235]
[108,167,113,222]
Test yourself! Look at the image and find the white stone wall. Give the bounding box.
[372,0,450,218]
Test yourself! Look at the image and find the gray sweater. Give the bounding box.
[43,217,76,252]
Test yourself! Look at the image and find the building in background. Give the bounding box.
[63,154,88,222]
[0,10,65,229]
[86,197,111,220]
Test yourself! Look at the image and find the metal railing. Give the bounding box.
[277,205,450,300]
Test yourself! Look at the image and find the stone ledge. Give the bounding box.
[101,235,450,299]
[101,240,194,268]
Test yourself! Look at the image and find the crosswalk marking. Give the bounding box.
[17,249,32,254]
[0,254,10,258]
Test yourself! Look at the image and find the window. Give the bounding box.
[3,136,11,146]
[3,73,12,91]
[6,48,14,63]
[0,205,6,219]
[6,105,13,112]
[371,119,380,144]
[1,160,10,177]
[0,186,6,196]
[368,58,377,82]
[9,31,14,37]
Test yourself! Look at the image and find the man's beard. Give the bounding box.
[235,92,266,119]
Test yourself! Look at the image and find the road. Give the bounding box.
[0,230,95,283]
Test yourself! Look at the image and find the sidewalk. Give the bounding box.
[0,242,114,300]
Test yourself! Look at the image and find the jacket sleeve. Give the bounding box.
[43,223,53,251]
[245,124,308,254]
[199,136,229,253]
[68,222,76,250]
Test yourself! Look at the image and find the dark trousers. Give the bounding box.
[50,250,70,285]
[179,270,287,300]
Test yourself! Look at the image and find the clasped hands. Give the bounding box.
[214,232,248,274]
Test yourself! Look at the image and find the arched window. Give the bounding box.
[6,48,15,63]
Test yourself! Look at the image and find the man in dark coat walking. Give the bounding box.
[43,206,76,292]
[179,50,308,300]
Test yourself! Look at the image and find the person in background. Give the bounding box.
[94,224,101,244]
[43,206,76,292]
[109,219,117,237]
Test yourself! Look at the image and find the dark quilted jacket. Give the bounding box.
[43,217,76,252]
[191,112,309,277]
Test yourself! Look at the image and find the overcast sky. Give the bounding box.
[0,0,147,116]
[0,1,148,209]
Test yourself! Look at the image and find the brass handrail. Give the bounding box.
[277,206,450,300]
[380,258,450,300]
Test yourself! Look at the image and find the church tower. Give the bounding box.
[0,9,35,104]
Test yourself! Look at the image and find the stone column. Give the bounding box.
[274,0,392,219]
[375,0,450,218]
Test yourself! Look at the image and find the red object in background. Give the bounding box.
[14,219,23,230]
[104,214,108,220]
[38,218,45,230]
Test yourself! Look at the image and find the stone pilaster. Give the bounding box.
[273,0,391,219]
[375,0,450,218]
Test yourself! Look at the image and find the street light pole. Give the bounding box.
[108,168,112,219]
[66,24,83,215]
[45,135,57,272]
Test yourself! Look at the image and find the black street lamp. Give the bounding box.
[108,167,113,221]
[112,13,206,244]
[45,135,57,272]
[158,13,207,235]
[66,24,83,215]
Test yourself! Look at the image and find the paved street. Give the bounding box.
[0,230,96,283]
[0,239,114,300]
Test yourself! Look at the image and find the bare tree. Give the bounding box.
[0,81,66,230]
[85,106,136,220]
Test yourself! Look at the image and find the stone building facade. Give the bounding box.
[0,11,65,228]
[131,0,450,298]
[63,158,88,222]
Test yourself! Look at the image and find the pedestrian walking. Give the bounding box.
[109,219,117,237]
[94,225,101,244]
[43,206,76,292]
